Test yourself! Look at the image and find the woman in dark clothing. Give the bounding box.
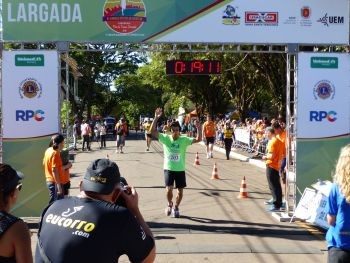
[0,164,32,263]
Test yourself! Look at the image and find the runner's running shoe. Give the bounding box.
[165,204,172,216]
[171,208,180,218]
[264,198,274,205]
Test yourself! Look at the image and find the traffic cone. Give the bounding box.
[194,152,200,165]
[237,176,248,198]
[211,163,220,180]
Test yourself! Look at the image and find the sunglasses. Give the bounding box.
[16,183,23,191]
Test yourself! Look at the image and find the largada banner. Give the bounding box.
[1,0,349,44]
[2,51,59,216]
[296,53,350,201]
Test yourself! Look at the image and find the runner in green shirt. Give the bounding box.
[151,107,201,218]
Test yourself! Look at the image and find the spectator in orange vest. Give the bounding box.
[262,127,284,212]
[43,134,72,204]
[273,121,287,204]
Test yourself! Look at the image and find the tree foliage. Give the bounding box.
[114,73,162,127]
[68,44,148,121]
[66,44,287,125]
[136,48,286,121]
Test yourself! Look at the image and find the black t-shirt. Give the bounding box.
[36,197,154,263]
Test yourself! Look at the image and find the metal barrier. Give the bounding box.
[233,127,267,156]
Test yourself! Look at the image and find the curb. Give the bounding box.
[199,142,266,169]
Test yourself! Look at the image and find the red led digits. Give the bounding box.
[215,61,221,73]
[166,60,221,75]
[174,61,186,74]
[191,61,204,73]
[208,61,212,73]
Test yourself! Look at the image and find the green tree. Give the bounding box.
[247,53,287,115]
[69,44,148,119]
[114,73,162,126]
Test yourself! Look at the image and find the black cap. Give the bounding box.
[0,164,24,193]
[82,159,121,195]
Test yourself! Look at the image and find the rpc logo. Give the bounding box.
[309,111,337,122]
[16,110,45,121]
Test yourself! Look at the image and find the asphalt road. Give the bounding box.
[28,131,328,263]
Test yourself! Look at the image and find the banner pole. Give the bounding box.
[65,51,69,148]
[0,42,3,163]
[57,41,70,147]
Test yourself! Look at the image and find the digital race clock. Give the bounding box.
[166,60,221,75]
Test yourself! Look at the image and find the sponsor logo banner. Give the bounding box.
[296,53,350,139]
[154,0,349,45]
[2,0,349,45]
[15,54,44,66]
[2,51,59,139]
[296,53,350,206]
[245,12,278,26]
[311,57,338,69]
[2,0,225,42]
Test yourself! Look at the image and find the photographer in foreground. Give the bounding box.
[36,158,155,263]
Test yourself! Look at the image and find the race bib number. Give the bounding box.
[168,154,180,162]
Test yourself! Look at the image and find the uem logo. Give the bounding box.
[16,110,45,121]
[317,14,344,27]
[309,111,337,122]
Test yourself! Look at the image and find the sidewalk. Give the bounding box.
[29,132,327,262]
[208,142,267,169]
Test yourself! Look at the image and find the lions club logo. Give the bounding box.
[19,78,42,99]
[313,80,335,100]
[103,0,146,34]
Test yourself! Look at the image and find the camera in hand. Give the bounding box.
[115,177,130,207]
[121,182,131,195]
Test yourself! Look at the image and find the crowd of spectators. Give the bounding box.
[178,114,286,158]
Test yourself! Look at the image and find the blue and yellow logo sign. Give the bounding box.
[222,4,240,25]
